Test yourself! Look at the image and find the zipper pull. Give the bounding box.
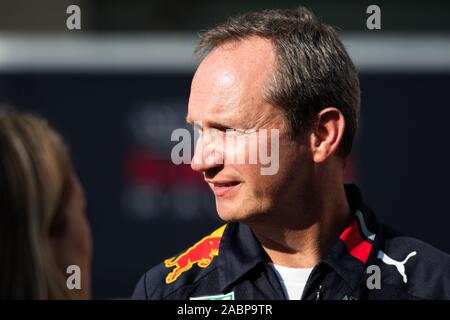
[315,285,323,300]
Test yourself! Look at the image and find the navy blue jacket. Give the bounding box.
[132,185,450,300]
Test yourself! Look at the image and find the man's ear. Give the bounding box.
[310,107,345,163]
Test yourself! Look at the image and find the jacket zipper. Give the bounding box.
[315,285,323,300]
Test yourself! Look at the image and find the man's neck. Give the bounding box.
[249,183,352,269]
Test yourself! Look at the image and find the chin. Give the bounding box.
[216,208,241,222]
[215,201,261,223]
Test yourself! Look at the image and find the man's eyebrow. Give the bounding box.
[185,117,237,130]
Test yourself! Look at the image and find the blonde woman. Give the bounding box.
[0,107,92,299]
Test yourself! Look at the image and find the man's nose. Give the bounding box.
[191,134,224,172]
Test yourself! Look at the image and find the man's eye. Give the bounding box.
[226,128,255,136]
[233,129,246,135]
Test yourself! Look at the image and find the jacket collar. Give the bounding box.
[323,184,381,292]
[216,184,381,294]
[217,221,267,292]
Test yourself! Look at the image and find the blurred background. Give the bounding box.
[0,0,449,298]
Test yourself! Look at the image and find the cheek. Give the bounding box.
[51,212,92,294]
[237,164,278,200]
[75,215,92,261]
[253,148,303,193]
[222,134,261,165]
[62,212,92,266]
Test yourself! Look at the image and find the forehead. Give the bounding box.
[187,37,276,126]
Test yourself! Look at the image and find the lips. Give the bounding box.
[206,180,241,197]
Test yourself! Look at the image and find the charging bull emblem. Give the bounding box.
[164,225,227,284]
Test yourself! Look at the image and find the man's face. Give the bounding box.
[187,37,312,223]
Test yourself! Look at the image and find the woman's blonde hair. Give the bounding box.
[0,107,75,299]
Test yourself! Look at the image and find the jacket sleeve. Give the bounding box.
[131,273,148,300]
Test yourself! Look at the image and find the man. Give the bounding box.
[132,7,450,300]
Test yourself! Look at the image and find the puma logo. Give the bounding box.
[377,250,417,283]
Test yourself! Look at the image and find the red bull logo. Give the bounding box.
[164,225,227,284]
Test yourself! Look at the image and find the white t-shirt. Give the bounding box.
[270,263,314,300]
